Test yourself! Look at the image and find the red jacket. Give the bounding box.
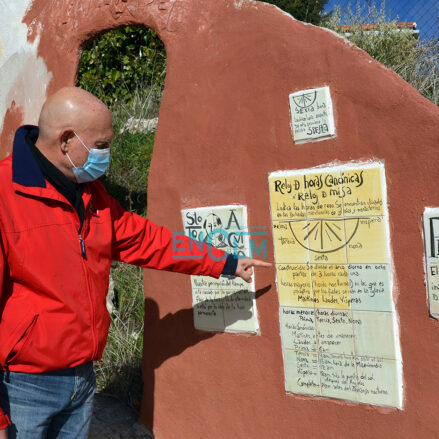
[0,126,227,429]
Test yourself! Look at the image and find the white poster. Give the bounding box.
[422,208,439,318]
[182,205,259,333]
[269,162,402,408]
[289,86,335,143]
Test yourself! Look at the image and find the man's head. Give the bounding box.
[36,87,114,182]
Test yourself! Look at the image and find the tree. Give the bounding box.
[263,0,329,25]
[77,26,166,107]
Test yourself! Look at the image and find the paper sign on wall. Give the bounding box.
[422,208,439,318]
[182,205,259,333]
[289,86,335,143]
[268,162,402,408]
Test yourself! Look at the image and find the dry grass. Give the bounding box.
[94,263,145,408]
[394,38,439,106]
[94,86,162,407]
[324,1,439,105]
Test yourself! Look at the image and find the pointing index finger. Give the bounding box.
[247,259,272,267]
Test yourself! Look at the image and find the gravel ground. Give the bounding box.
[89,393,154,439]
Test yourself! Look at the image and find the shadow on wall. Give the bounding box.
[141,285,271,431]
[100,177,148,215]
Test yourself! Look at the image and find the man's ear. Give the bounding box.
[59,129,75,153]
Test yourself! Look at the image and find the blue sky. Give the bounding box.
[323,0,439,41]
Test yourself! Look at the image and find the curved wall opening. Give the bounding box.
[76,25,167,418]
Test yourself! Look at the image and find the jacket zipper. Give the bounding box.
[79,234,86,258]
[75,211,97,359]
[78,211,86,259]
[80,250,98,358]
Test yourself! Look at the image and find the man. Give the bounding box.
[0,87,270,438]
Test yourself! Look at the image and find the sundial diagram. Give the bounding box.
[286,218,360,254]
[292,90,317,109]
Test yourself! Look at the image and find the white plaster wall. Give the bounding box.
[0,0,51,137]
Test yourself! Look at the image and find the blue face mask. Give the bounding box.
[66,131,110,183]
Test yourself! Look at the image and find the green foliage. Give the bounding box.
[263,0,329,24]
[102,130,154,216]
[325,1,439,105]
[102,86,162,216]
[77,26,166,106]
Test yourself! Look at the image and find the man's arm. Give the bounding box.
[221,254,271,282]
[108,195,271,281]
[109,196,228,277]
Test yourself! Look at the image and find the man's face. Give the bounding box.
[66,111,114,169]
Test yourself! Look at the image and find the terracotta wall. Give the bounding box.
[1,0,439,437]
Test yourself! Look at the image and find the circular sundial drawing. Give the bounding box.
[289,218,360,254]
[292,91,317,108]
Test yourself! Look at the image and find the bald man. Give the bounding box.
[0,87,269,438]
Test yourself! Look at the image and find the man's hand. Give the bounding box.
[234,258,271,283]
[0,428,7,439]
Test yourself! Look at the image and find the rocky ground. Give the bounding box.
[89,393,154,439]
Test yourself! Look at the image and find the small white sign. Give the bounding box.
[423,208,439,318]
[181,205,259,334]
[289,86,335,143]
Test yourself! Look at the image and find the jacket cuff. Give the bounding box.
[0,411,11,430]
[206,248,228,278]
[221,254,238,276]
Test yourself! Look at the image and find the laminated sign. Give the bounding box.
[182,205,259,333]
[269,162,402,408]
[289,86,335,143]
[422,208,439,318]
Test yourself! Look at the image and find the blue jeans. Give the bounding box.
[0,362,96,439]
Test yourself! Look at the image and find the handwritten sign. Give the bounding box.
[422,209,439,318]
[289,86,335,143]
[269,163,402,408]
[181,205,259,333]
